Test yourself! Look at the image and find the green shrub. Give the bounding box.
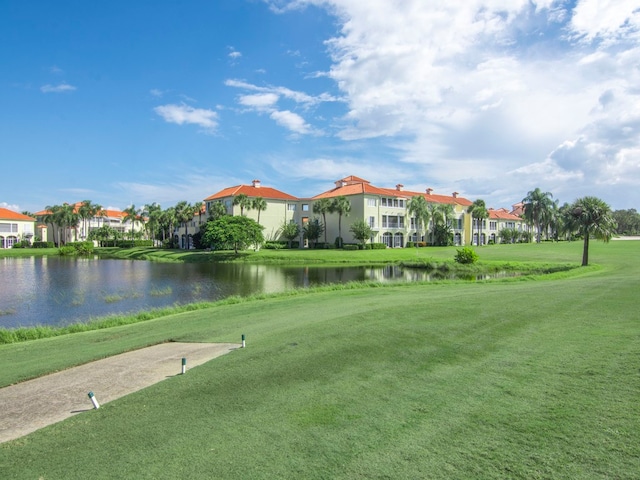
[58,245,77,256]
[454,247,479,264]
[370,243,387,250]
[116,240,153,248]
[343,244,359,251]
[406,241,415,248]
[32,241,54,248]
[66,241,95,255]
[264,241,286,249]
[11,240,31,248]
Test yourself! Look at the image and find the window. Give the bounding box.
[490,221,497,231]
[367,198,377,207]
[302,204,309,211]
[288,204,296,211]
[382,215,404,228]
[368,216,375,228]
[0,223,18,233]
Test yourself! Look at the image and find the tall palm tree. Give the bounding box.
[467,199,489,246]
[43,204,63,246]
[77,200,101,240]
[159,206,177,244]
[174,201,199,249]
[233,193,251,216]
[522,188,554,243]
[252,197,267,225]
[313,198,333,245]
[436,203,455,227]
[330,196,351,248]
[566,196,617,266]
[407,195,430,245]
[144,203,162,245]
[208,201,227,220]
[123,205,140,240]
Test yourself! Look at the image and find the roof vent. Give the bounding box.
[252,179,261,188]
[396,184,404,191]
[426,188,433,195]
[452,192,458,198]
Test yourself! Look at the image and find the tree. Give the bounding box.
[330,196,351,248]
[252,197,267,225]
[144,203,162,246]
[407,195,430,245]
[233,193,251,216]
[566,196,617,266]
[303,218,324,249]
[202,215,264,254]
[174,201,199,249]
[349,220,373,248]
[467,199,489,246]
[280,221,300,249]
[312,198,332,245]
[432,203,454,246]
[612,209,640,235]
[123,205,140,240]
[208,201,228,221]
[158,207,177,246]
[78,200,100,240]
[522,188,554,243]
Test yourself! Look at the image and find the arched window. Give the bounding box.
[393,233,404,248]
[382,232,393,248]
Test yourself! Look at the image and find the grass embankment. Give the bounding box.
[1,241,639,478]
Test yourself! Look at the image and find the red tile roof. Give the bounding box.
[488,208,523,221]
[204,184,298,201]
[0,208,36,221]
[34,205,132,220]
[313,176,473,206]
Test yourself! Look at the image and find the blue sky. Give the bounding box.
[2,0,639,214]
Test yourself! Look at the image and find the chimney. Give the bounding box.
[335,180,347,188]
[252,179,261,188]
[452,192,458,198]
[426,188,433,195]
[396,184,404,191]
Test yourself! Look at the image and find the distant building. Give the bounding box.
[0,208,36,248]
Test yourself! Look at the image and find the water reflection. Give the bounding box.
[0,257,513,328]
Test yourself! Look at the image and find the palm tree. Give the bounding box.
[330,196,351,248]
[43,204,63,246]
[144,203,162,245]
[566,196,617,266]
[233,193,251,216]
[159,206,177,245]
[123,205,140,240]
[313,198,332,245]
[407,195,430,245]
[252,197,267,225]
[77,200,101,240]
[467,199,489,246]
[174,201,199,249]
[522,188,554,243]
[208,201,227,221]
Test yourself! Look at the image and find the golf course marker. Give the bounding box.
[181,357,187,374]
[242,334,246,348]
[88,391,100,409]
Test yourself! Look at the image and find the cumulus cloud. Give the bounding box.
[154,104,218,132]
[267,0,640,208]
[41,83,76,93]
[238,93,280,109]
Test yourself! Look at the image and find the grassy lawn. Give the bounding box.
[1,241,639,478]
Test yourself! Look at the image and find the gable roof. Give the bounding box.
[0,208,36,222]
[33,204,134,221]
[204,183,298,201]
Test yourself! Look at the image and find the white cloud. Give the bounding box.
[154,104,218,132]
[269,110,312,134]
[267,0,640,208]
[0,202,21,212]
[229,50,242,59]
[150,89,165,97]
[41,83,76,93]
[239,93,280,109]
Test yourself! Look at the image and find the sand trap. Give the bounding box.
[0,342,239,443]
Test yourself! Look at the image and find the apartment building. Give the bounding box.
[0,208,36,248]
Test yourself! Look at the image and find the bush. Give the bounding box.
[11,240,31,248]
[66,241,95,255]
[405,241,415,248]
[370,243,387,250]
[115,240,153,248]
[454,247,479,264]
[264,241,287,249]
[58,245,77,256]
[32,241,54,248]
[342,244,359,251]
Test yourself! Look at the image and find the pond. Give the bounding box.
[0,257,506,329]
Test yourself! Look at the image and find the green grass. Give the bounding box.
[0,240,639,478]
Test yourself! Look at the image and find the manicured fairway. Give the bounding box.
[1,241,638,478]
